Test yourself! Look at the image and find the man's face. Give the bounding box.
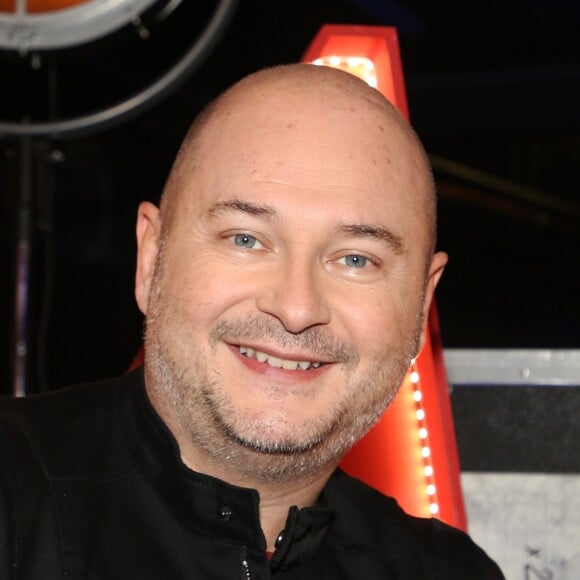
[136,82,446,482]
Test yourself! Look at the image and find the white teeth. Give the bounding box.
[282,360,299,370]
[238,346,322,371]
[268,356,284,368]
[256,351,268,363]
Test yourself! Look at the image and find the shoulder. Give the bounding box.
[0,370,142,478]
[327,469,505,579]
[404,514,505,579]
[0,374,119,437]
[0,371,143,577]
[0,370,141,425]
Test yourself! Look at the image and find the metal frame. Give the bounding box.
[443,349,580,386]
[0,0,239,138]
[0,0,158,51]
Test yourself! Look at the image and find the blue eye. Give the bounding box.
[234,233,259,249]
[341,254,368,268]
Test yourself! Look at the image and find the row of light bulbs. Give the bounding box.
[409,367,439,516]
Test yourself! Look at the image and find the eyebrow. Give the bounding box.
[207,198,404,253]
[207,199,277,219]
[336,223,404,254]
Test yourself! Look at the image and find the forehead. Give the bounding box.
[210,88,420,179]
[170,76,432,248]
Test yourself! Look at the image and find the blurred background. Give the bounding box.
[1,0,578,391]
[1,1,579,576]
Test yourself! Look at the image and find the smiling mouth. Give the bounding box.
[238,345,325,371]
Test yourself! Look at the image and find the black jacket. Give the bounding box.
[0,368,504,579]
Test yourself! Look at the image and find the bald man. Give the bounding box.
[0,64,504,579]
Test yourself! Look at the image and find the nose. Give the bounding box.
[255,258,331,334]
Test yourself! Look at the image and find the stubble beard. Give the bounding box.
[144,263,421,484]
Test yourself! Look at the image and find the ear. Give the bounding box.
[135,201,162,315]
[417,251,448,353]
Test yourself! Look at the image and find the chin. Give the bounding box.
[219,410,328,454]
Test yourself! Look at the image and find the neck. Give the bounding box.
[180,443,333,551]
[254,474,332,551]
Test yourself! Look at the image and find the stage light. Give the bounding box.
[0,0,160,52]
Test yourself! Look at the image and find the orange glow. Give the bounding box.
[302,24,409,120]
[0,0,88,13]
[303,24,467,531]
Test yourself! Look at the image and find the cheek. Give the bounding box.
[336,289,399,346]
[335,284,420,359]
[163,252,259,323]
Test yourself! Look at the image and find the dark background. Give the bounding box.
[1,0,579,396]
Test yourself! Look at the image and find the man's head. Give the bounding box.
[134,63,447,484]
